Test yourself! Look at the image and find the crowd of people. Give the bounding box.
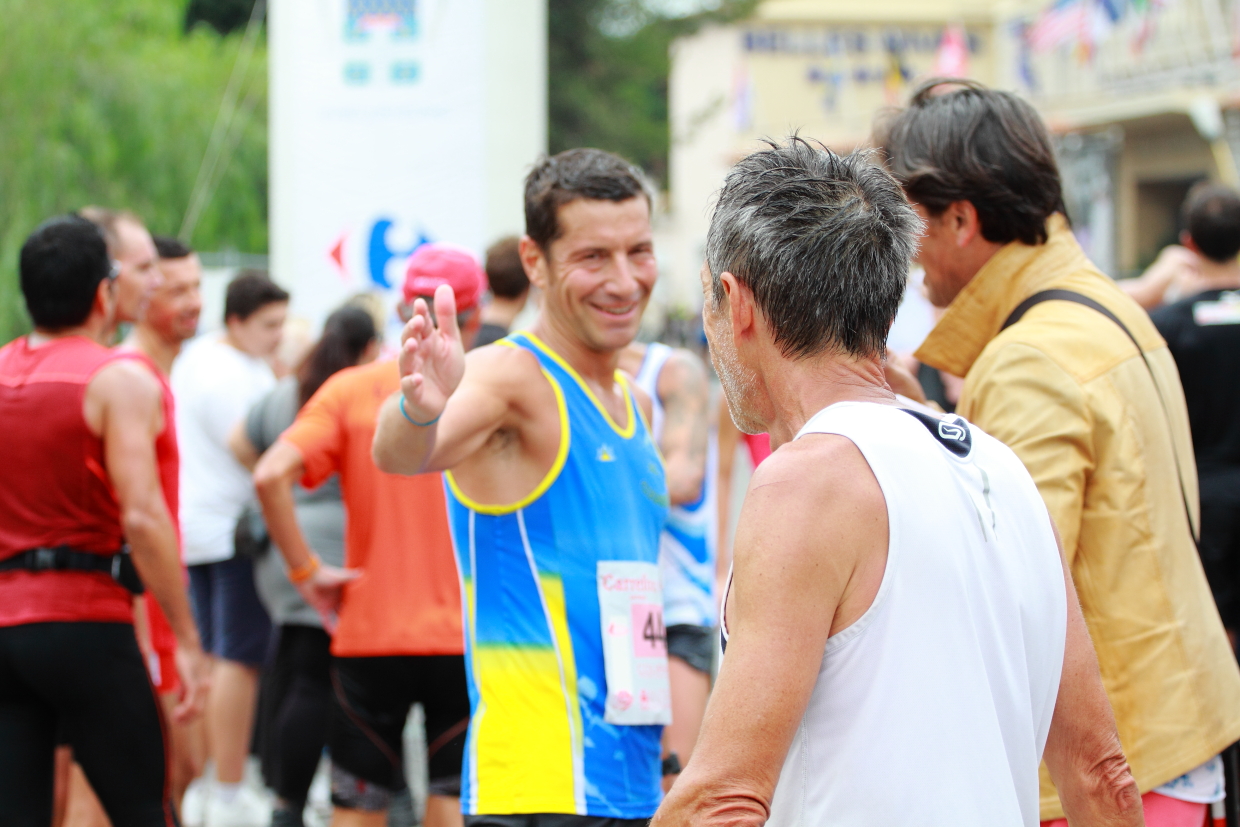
[5,78,1240,827]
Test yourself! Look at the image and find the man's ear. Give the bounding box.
[720,271,755,339]
[1180,230,1201,254]
[519,235,549,290]
[946,200,984,249]
[93,277,114,324]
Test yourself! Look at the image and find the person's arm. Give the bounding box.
[960,343,1093,563]
[253,441,358,631]
[651,435,886,827]
[228,421,260,471]
[656,349,710,505]
[1118,244,1199,310]
[373,285,521,475]
[89,360,209,723]
[1043,520,1145,826]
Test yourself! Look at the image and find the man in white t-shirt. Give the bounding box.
[172,270,288,827]
[652,139,1144,827]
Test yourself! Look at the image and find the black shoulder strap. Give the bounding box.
[1001,289,1199,547]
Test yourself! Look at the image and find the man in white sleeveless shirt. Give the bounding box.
[651,139,1144,827]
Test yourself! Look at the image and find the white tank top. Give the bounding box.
[635,343,720,628]
[724,402,1066,826]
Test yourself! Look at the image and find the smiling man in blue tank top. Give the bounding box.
[373,149,671,827]
[649,139,1146,827]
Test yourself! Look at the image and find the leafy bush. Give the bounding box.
[0,0,267,342]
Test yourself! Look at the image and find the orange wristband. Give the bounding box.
[288,554,321,584]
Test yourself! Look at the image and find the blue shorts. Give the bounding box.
[188,556,272,667]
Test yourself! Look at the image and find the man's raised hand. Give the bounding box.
[398,283,466,422]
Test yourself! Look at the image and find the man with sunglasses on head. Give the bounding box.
[0,215,208,826]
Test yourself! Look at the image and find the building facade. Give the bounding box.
[666,0,1240,313]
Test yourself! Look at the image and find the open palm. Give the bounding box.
[398,283,466,420]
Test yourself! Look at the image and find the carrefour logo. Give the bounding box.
[327,216,433,290]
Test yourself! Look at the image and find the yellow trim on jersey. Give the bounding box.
[520,333,636,439]
[444,359,570,516]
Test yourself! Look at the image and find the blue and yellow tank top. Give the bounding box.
[445,332,669,819]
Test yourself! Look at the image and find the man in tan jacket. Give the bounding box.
[879,79,1240,825]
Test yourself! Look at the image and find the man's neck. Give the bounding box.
[27,319,110,347]
[1194,258,1240,291]
[223,330,255,358]
[760,352,898,449]
[530,314,621,389]
[124,325,181,376]
[481,296,525,329]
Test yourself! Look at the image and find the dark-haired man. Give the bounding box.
[60,220,206,825]
[652,135,1144,827]
[373,148,669,826]
[475,236,531,348]
[173,270,288,827]
[1151,183,1240,648]
[0,216,208,825]
[880,79,1240,825]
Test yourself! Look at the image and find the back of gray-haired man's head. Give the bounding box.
[705,137,921,360]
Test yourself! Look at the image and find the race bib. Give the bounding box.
[597,561,672,725]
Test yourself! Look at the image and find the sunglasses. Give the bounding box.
[106,260,121,283]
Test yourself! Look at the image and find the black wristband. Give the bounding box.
[661,752,682,776]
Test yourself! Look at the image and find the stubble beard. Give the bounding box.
[710,333,764,435]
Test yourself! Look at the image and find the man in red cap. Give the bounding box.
[253,244,484,827]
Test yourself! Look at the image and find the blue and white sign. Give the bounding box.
[269,0,545,332]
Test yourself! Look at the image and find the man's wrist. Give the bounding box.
[399,396,442,427]
[288,553,322,584]
[174,630,203,653]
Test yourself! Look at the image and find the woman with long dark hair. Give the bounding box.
[229,304,377,827]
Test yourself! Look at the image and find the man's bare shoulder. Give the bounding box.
[465,340,544,383]
[747,434,885,530]
[89,356,163,404]
[461,341,556,411]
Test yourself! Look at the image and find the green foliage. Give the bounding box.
[0,0,267,342]
[548,0,759,184]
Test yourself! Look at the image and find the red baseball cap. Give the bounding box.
[401,243,485,311]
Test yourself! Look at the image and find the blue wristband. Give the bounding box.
[399,396,441,427]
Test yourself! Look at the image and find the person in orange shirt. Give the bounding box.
[254,245,484,827]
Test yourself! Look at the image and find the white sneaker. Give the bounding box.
[181,774,211,827]
[204,784,271,827]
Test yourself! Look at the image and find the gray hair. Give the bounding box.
[705,137,921,360]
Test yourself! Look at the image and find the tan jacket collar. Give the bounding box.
[915,214,1089,377]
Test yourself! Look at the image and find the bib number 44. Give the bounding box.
[597,561,672,725]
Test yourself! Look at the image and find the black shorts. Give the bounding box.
[329,654,470,800]
[1199,498,1240,632]
[667,624,715,674]
[0,622,173,827]
[465,815,649,827]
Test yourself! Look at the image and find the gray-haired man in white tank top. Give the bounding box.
[651,139,1145,827]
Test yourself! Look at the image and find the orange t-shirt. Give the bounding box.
[280,359,463,657]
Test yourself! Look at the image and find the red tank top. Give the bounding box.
[117,348,183,690]
[0,335,134,625]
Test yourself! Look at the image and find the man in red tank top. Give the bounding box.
[0,216,209,827]
[122,232,206,814]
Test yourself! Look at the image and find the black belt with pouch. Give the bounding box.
[0,545,145,595]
